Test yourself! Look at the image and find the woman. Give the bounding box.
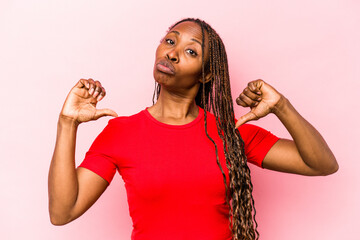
[48,18,338,240]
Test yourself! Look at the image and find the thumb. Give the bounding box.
[235,112,258,128]
[94,108,118,120]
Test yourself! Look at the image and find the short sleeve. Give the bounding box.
[78,120,118,184]
[238,124,280,168]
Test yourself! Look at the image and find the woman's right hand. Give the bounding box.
[60,78,118,124]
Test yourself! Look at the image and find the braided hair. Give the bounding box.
[153,18,259,240]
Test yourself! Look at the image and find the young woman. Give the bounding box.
[48,18,338,240]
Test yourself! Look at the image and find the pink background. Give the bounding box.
[1,0,359,239]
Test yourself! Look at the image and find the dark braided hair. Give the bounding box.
[153,18,259,240]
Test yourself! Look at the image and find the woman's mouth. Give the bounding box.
[156,59,175,75]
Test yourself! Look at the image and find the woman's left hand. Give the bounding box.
[235,79,338,176]
[235,79,283,128]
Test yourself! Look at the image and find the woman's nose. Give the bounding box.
[166,49,179,63]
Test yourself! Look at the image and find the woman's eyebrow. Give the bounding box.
[169,30,202,46]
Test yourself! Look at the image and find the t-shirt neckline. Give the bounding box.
[143,106,204,129]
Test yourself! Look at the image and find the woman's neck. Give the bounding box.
[147,87,199,124]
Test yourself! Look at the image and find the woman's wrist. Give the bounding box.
[272,95,291,118]
[58,114,80,128]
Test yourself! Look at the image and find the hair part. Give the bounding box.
[153,18,259,240]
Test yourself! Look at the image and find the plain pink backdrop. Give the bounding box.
[1,0,359,239]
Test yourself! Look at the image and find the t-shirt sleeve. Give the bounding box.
[238,123,280,168]
[77,119,119,184]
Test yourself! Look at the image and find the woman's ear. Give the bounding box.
[199,71,212,83]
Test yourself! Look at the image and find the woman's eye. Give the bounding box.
[166,39,174,45]
[186,49,198,56]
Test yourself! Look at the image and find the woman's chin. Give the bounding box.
[153,72,171,86]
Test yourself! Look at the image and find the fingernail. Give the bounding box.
[97,95,103,101]
[89,88,94,95]
[257,92,261,95]
[257,97,262,101]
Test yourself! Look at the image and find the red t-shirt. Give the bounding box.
[78,106,279,240]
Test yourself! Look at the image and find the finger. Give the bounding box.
[248,80,263,95]
[76,79,90,89]
[236,97,248,107]
[243,87,262,101]
[94,108,118,120]
[236,96,259,107]
[93,81,102,98]
[235,112,258,128]
[237,93,257,107]
[88,78,96,95]
[97,87,106,101]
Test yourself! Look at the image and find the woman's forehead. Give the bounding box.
[169,21,203,40]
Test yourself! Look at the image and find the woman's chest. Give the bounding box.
[115,128,230,205]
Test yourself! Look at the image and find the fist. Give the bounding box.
[235,79,283,128]
[60,78,118,124]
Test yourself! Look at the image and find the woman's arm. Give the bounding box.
[235,79,338,176]
[48,79,117,225]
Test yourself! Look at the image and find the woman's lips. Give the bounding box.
[156,59,175,75]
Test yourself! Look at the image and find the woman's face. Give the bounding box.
[153,21,209,93]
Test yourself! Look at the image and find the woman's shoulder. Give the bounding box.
[106,108,146,129]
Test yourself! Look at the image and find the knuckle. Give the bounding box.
[248,83,255,91]
[256,79,264,85]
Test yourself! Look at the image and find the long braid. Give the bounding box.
[154,18,259,240]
